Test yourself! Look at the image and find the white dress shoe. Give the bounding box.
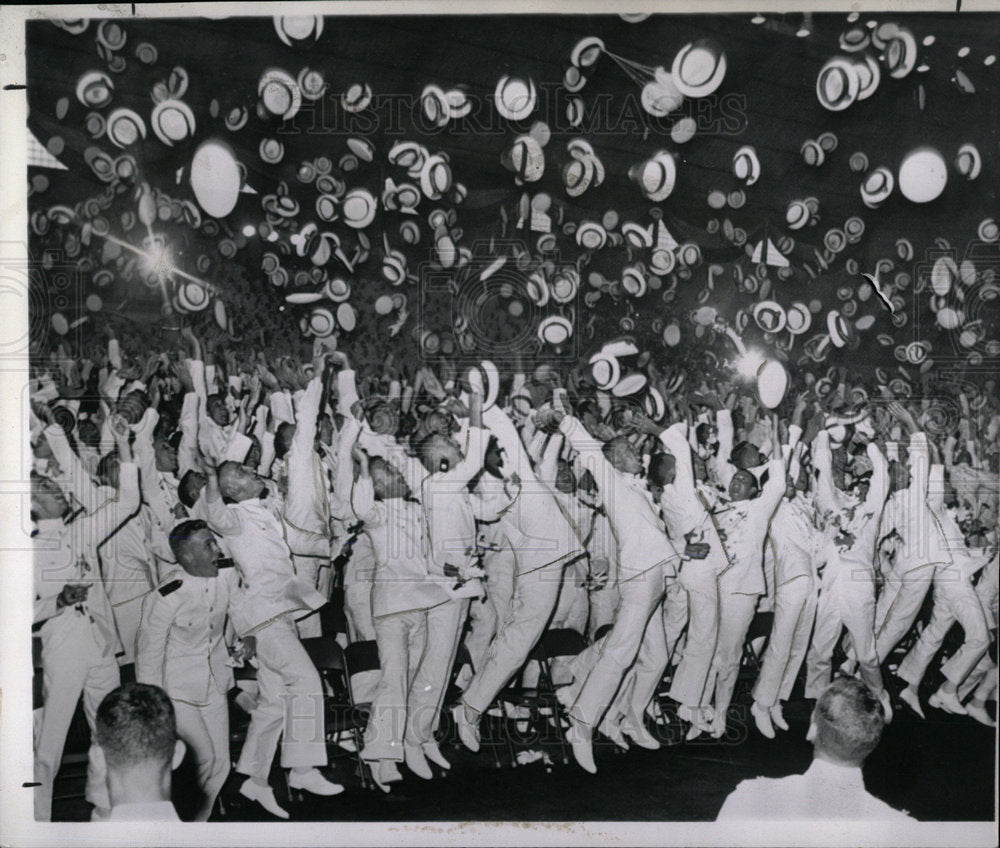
[965,701,996,728]
[452,703,481,753]
[898,687,925,719]
[422,741,451,770]
[404,744,433,779]
[597,717,628,750]
[287,768,344,796]
[769,704,789,732]
[372,761,402,793]
[751,701,775,739]
[240,779,290,819]
[929,688,966,715]
[566,717,597,774]
[621,720,661,750]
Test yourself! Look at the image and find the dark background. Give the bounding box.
[25,11,1000,378]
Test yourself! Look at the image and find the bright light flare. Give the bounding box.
[736,349,765,378]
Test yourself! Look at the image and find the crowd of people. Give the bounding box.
[29,319,998,821]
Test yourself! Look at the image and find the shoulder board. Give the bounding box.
[158,578,183,597]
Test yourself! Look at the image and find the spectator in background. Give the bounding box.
[716,677,912,821]
[91,683,185,822]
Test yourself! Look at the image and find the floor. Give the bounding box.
[51,684,997,823]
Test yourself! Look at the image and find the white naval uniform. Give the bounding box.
[896,467,992,690]
[402,421,489,740]
[875,433,954,662]
[806,436,889,698]
[657,423,732,712]
[558,416,681,730]
[203,489,328,783]
[32,439,139,820]
[461,408,581,715]
[284,375,334,639]
[349,471,452,762]
[135,566,239,814]
[753,491,823,708]
[710,455,786,723]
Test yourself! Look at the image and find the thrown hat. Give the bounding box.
[298,67,327,100]
[827,310,851,347]
[955,143,981,180]
[786,200,810,229]
[538,315,573,346]
[898,147,948,203]
[671,39,727,97]
[151,99,195,146]
[629,151,676,202]
[342,188,376,228]
[589,354,621,390]
[190,141,241,219]
[571,36,604,68]
[611,372,647,397]
[785,302,812,335]
[753,300,787,333]
[106,109,146,148]
[502,135,545,183]
[465,360,500,410]
[757,360,788,409]
[860,166,894,208]
[176,281,211,311]
[273,15,324,46]
[885,28,917,79]
[816,56,859,110]
[76,70,114,107]
[342,83,373,112]
[852,54,881,100]
[308,306,336,337]
[495,75,537,121]
[258,68,302,119]
[732,146,760,185]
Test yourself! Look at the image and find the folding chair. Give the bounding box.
[500,628,589,766]
[300,636,371,790]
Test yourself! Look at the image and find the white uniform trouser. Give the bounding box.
[896,567,990,688]
[293,554,330,640]
[464,548,515,674]
[463,559,566,715]
[34,614,119,820]
[236,615,326,782]
[704,573,758,721]
[588,580,619,641]
[550,560,589,635]
[874,563,937,662]
[753,573,818,707]
[662,581,689,668]
[173,685,230,816]
[605,598,669,729]
[667,564,720,708]
[362,609,427,762]
[563,564,665,728]
[343,580,379,704]
[407,599,469,746]
[806,560,883,698]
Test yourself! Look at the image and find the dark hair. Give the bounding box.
[177,469,206,508]
[647,452,676,487]
[812,678,886,766]
[729,441,762,469]
[168,518,209,561]
[274,421,296,460]
[95,683,176,771]
[96,450,121,484]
